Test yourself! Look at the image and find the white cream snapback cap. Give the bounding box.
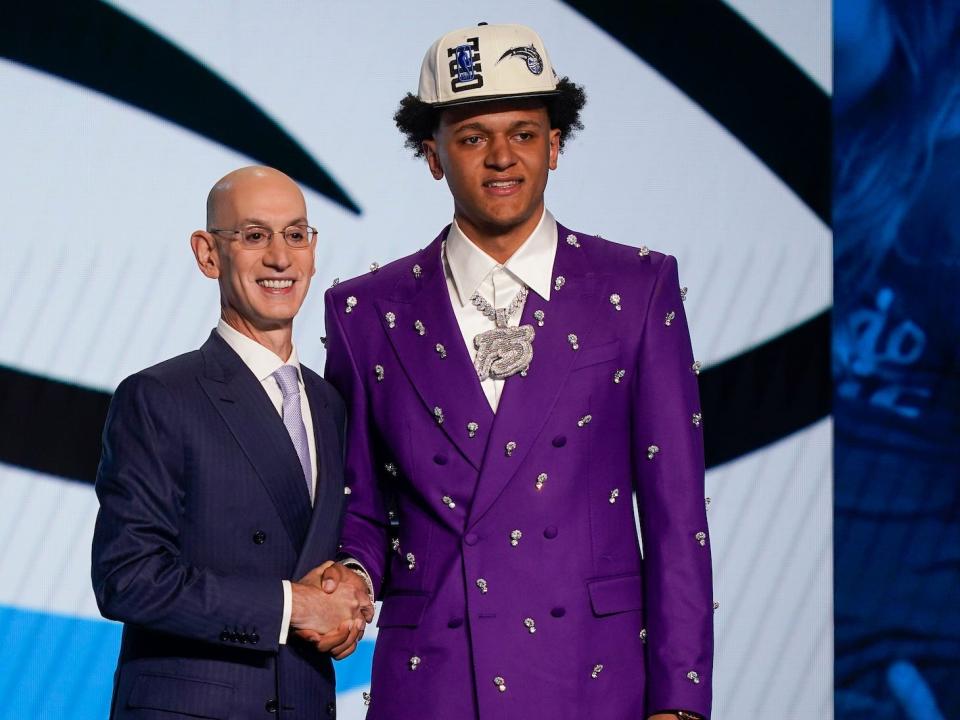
[417,23,560,107]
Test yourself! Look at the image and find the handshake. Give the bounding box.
[290,561,375,660]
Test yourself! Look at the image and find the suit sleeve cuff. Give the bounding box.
[341,557,375,602]
[279,580,293,644]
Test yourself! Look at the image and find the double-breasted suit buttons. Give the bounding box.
[252,530,266,545]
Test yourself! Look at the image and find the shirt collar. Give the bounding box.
[216,319,302,385]
[444,208,558,306]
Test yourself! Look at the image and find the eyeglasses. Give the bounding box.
[209,224,318,249]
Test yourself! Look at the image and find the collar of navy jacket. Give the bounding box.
[374,222,605,530]
[197,330,344,568]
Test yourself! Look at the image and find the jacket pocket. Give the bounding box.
[572,340,621,370]
[587,572,644,617]
[128,672,234,718]
[376,592,430,628]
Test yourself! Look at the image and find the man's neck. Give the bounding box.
[455,209,544,265]
[220,311,293,361]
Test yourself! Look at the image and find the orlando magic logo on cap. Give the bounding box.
[418,23,559,107]
[497,45,544,75]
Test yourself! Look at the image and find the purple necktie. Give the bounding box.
[272,365,312,502]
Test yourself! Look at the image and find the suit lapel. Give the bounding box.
[294,374,344,577]
[467,224,601,528]
[197,332,313,551]
[375,232,494,471]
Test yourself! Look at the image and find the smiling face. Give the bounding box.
[423,100,560,253]
[191,167,315,340]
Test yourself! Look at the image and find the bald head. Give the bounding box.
[206,166,305,230]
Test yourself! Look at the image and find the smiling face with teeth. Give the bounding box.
[191,166,316,359]
[423,100,561,263]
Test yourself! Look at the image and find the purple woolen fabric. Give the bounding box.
[324,223,713,719]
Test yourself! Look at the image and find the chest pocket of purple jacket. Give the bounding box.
[587,572,644,617]
[377,592,431,628]
[571,339,621,371]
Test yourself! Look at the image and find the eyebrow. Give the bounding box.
[453,119,543,133]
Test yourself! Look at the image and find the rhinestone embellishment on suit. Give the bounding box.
[610,294,622,311]
[345,296,357,313]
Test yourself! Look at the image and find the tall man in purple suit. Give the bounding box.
[92,167,373,719]
[322,24,713,719]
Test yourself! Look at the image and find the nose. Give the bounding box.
[485,134,517,171]
[261,232,292,270]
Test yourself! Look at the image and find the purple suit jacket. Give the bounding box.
[324,224,713,719]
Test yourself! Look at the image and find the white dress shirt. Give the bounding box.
[215,319,317,644]
[443,209,558,411]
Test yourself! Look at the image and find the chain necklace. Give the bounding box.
[470,286,528,327]
[470,286,535,380]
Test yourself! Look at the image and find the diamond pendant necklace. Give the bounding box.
[471,286,536,380]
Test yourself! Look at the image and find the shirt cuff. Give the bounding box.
[279,579,293,644]
[341,557,375,602]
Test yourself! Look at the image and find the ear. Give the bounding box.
[422,139,445,180]
[548,128,561,171]
[191,230,221,279]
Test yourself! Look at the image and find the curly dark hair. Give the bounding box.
[394,77,587,157]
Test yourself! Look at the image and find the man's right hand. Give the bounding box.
[290,562,373,659]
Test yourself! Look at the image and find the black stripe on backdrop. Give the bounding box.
[564,0,831,225]
[0,1,831,484]
[1,0,360,215]
[0,311,829,484]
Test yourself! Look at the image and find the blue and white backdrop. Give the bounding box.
[0,1,831,717]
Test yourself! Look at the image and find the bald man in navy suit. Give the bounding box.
[92,167,372,719]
